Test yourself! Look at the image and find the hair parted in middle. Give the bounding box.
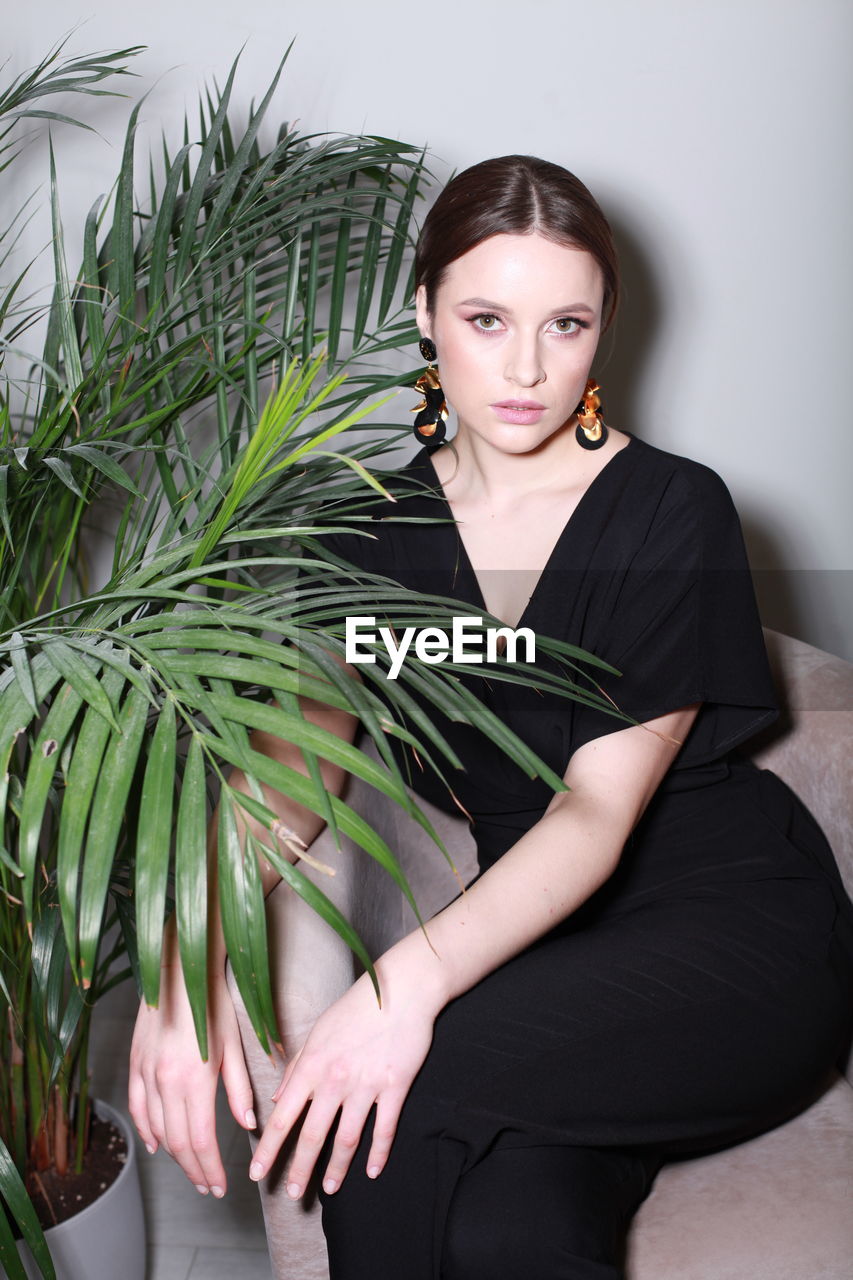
[413,154,620,333]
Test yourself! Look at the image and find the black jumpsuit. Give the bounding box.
[302,434,853,1279]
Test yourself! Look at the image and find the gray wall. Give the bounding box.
[7,0,852,657]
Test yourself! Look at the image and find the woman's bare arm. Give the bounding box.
[379,701,701,1009]
[247,701,701,1197]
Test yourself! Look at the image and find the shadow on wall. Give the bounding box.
[749,572,853,670]
[593,211,663,441]
[593,215,852,665]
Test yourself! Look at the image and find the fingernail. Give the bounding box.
[287,1182,301,1199]
[245,1108,257,1128]
[194,1184,209,1195]
[145,1143,156,1155]
[210,1185,225,1199]
[323,1177,338,1194]
[367,1165,381,1179]
[249,1161,264,1181]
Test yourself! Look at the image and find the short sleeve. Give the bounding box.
[563,462,779,770]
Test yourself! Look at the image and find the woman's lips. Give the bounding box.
[491,400,546,424]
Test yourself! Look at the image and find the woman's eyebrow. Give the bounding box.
[456,296,596,315]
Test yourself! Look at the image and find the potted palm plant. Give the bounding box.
[0,37,624,1280]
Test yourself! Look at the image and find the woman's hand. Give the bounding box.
[128,962,259,1199]
[248,967,437,1199]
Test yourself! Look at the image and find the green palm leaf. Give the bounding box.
[135,699,177,1007]
[0,1134,55,1278]
[174,734,210,1056]
[217,799,276,1053]
[55,666,127,969]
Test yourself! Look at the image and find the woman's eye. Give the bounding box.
[551,317,581,336]
[472,314,502,332]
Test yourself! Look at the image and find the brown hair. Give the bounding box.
[414,154,620,332]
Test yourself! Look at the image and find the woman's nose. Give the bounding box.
[504,333,545,387]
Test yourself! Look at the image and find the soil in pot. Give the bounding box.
[24,1111,127,1234]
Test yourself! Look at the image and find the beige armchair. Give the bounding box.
[227,629,853,1279]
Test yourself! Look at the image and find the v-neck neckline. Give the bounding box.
[416,434,637,629]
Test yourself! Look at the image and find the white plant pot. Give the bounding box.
[12,1099,146,1280]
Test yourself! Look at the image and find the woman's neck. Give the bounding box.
[431,420,628,509]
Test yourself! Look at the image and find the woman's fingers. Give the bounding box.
[143,1073,168,1157]
[127,1065,157,1154]
[184,1089,230,1196]
[319,1092,376,1194]
[220,1025,259,1132]
[153,1093,203,1188]
[156,1086,223,1196]
[364,1088,407,1179]
[281,1092,347,1198]
[250,1077,410,1197]
[273,1081,410,1196]
[249,1070,318,1191]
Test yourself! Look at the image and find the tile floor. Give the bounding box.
[89,977,273,1280]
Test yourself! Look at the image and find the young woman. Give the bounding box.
[129,156,853,1279]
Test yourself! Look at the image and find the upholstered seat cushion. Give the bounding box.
[627,1071,853,1279]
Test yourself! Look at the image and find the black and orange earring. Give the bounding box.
[412,337,448,447]
[575,378,608,450]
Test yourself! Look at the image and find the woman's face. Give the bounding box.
[415,231,604,454]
